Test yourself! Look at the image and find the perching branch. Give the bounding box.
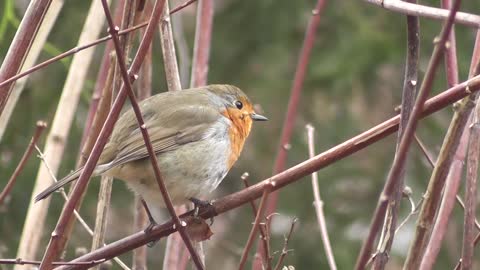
[55,72,480,270]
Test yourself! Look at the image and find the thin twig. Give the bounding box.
[414,134,480,231]
[133,4,152,269]
[241,173,272,269]
[37,0,168,268]
[356,1,462,268]
[34,146,130,270]
[190,0,214,87]
[362,0,480,28]
[101,1,204,269]
[273,218,297,270]
[395,190,423,234]
[0,121,47,205]
[0,0,199,90]
[259,1,327,268]
[306,124,337,270]
[54,72,480,270]
[0,258,106,266]
[238,183,273,270]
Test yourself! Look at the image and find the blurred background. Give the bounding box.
[1,0,480,269]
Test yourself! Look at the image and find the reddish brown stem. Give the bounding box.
[0,121,47,204]
[56,73,480,270]
[0,258,105,266]
[355,1,461,269]
[0,0,199,90]
[190,0,213,87]
[241,173,271,269]
[101,1,204,269]
[38,1,167,268]
[0,0,53,115]
[258,0,327,268]
[238,185,272,270]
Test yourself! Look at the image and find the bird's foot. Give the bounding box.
[189,197,214,225]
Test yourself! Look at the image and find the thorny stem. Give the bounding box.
[372,0,419,267]
[56,73,480,270]
[259,0,327,268]
[355,1,462,269]
[0,121,47,204]
[38,0,167,268]
[0,0,198,90]
[306,125,337,270]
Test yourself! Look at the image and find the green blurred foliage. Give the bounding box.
[1,0,480,269]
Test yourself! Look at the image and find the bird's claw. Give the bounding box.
[189,197,215,224]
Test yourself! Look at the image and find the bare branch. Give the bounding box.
[238,184,272,270]
[357,1,462,269]
[362,0,480,28]
[372,0,419,266]
[259,0,328,267]
[56,72,480,270]
[273,218,297,270]
[0,121,46,205]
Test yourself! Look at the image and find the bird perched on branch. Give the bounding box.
[35,84,267,221]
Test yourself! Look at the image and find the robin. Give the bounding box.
[35,84,267,221]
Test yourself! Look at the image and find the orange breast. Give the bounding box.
[222,108,253,169]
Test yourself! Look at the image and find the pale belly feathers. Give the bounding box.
[104,120,230,221]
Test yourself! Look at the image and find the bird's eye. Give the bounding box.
[235,100,243,110]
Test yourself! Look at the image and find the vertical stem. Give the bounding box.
[256,1,328,268]
[190,0,213,87]
[306,125,337,270]
[0,0,53,115]
[159,0,182,91]
[132,4,152,270]
[356,1,462,269]
[372,1,419,268]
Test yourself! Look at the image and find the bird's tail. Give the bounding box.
[34,164,111,202]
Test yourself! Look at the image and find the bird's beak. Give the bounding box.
[250,113,268,121]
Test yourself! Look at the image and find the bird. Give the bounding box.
[35,84,267,222]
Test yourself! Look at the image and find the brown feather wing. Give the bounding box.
[100,90,223,168]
